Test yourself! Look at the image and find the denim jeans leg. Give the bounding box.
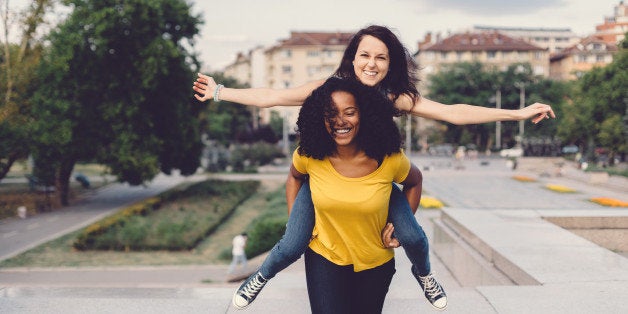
[258,182,315,279]
[388,184,431,275]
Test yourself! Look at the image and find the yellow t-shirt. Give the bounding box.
[292,149,411,272]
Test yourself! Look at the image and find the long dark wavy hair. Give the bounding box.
[296,77,402,161]
[333,25,420,107]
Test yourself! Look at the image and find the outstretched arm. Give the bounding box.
[193,73,324,108]
[395,94,555,125]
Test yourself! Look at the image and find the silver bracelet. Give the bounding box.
[213,84,224,102]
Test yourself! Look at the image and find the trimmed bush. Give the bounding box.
[243,184,289,259]
[245,215,288,258]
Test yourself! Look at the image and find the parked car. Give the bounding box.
[562,145,579,154]
[500,146,524,158]
[428,144,454,156]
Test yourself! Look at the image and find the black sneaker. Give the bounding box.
[411,266,447,310]
[232,271,268,310]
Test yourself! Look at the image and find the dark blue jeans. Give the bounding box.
[258,183,431,279]
[305,248,396,314]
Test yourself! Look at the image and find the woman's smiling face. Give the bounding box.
[325,91,360,147]
[352,35,390,87]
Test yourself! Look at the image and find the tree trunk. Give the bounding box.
[55,158,75,206]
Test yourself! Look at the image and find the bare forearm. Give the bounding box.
[219,87,304,108]
[285,174,303,215]
[401,164,422,214]
[403,184,421,214]
[400,94,554,125]
[441,104,523,125]
[193,73,324,108]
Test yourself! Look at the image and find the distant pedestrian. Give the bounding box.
[228,233,248,274]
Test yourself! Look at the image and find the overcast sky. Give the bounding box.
[4,0,622,71]
[193,0,621,71]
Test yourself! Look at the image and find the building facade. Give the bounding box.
[549,36,619,81]
[594,1,628,44]
[416,31,550,82]
[473,26,580,54]
[263,31,354,126]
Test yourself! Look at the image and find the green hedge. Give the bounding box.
[73,179,259,251]
[244,184,289,258]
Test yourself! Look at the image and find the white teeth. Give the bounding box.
[335,128,351,134]
[364,71,377,76]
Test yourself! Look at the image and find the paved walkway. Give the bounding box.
[1,156,627,313]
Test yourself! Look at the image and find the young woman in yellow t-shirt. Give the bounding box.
[291,77,420,312]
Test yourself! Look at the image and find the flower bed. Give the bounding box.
[589,197,628,207]
[73,179,259,251]
[420,196,444,209]
[512,175,536,182]
[545,184,577,193]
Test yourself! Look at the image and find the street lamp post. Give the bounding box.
[495,89,502,150]
[514,82,526,146]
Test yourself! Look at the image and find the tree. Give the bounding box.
[202,72,253,145]
[427,62,497,150]
[0,0,54,180]
[427,62,569,151]
[558,36,628,163]
[31,0,203,205]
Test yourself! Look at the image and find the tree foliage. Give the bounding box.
[558,36,628,163]
[202,72,253,145]
[0,0,53,180]
[31,0,203,205]
[426,62,568,150]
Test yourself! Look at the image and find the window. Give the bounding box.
[534,51,542,60]
[307,50,320,57]
[282,49,292,58]
[440,52,448,60]
[519,51,527,60]
[307,65,320,75]
[596,54,606,62]
[282,65,292,73]
[456,51,463,61]
[487,51,497,60]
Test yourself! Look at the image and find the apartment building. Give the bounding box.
[223,46,267,128]
[223,52,251,86]
[549,36,619,80]
[261,31,353,125]
[416,31,549,82]
[473,26,580,54]
[594,1,628,44]
[264,31,353,88]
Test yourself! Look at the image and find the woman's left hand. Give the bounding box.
[381,223,400,248]
[521,102,556,124]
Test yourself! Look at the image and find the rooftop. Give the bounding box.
[422,32,545,52]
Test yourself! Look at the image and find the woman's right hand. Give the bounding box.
[381,223,400,249]
[193,73,217,102]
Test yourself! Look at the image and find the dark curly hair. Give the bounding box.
[296,77,402,161]
[333,25,420,107]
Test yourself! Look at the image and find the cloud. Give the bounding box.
[414,0,567,16]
